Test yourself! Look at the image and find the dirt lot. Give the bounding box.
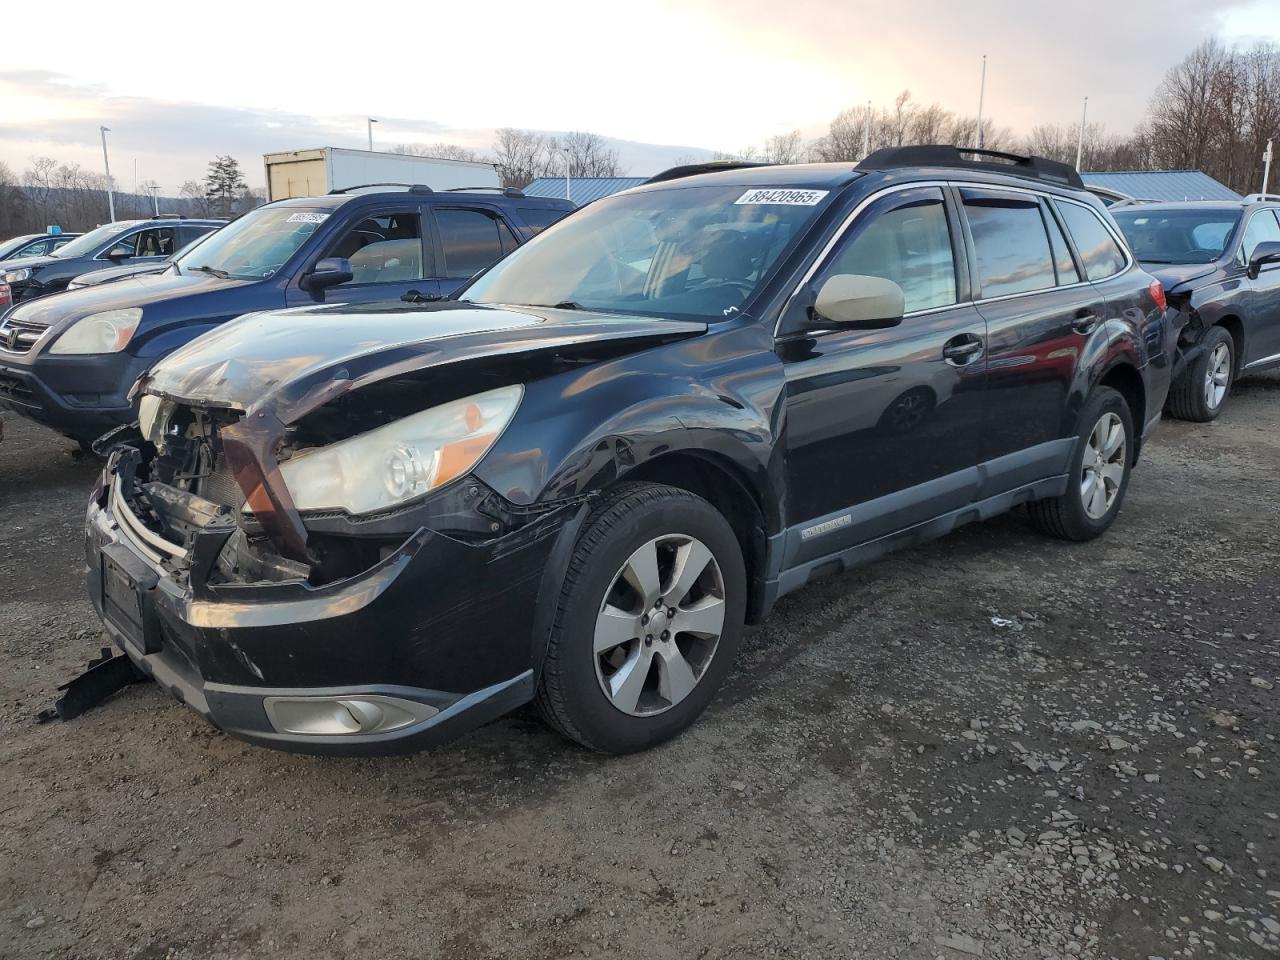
[1,376,1278,960]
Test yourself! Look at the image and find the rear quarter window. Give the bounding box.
[1057,202,1128,280]
[517,206,571,235]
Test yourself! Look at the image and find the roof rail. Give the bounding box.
[857,145,1084,188]
[151,213,186,220]
[442,186,526,198]
[327,183,433,195]
[1243,193,1280,203]
[645,160,772,184]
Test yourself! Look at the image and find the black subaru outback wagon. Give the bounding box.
[84,146,1172,756]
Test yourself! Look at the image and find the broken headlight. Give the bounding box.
[272,385,523,515]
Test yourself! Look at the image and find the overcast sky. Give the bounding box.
[5,0,1280,194]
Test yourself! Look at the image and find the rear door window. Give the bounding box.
[961,190,1056,298]
[1056,202,1128,280]
[435,208,509,279]
[1043,205,1081,285]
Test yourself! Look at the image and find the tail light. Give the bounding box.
[1149,279,1167,312]
[0,282,11,309]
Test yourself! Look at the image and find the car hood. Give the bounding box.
[139,300,708,420]
[2,253,62,272]
[73,262,171,286]
[1141,261,1220,293]
[5,270,249,326]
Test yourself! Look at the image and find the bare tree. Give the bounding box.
[392,142,482,162]
[558,131,622,177]
[180,180,212,217]
[763,130,804,164]
[491,128,555,187]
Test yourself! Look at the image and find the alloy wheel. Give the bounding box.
[1080,412,1127,520]
[1204,342,1231,410]
[593,535,726,717]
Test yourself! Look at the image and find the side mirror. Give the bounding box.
[106,245,133,261]
[303,257,353,292]
[812,274,905,329]
[1248,240,1280,279]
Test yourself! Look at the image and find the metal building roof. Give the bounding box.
[1080,170,1241,202]
[521,176,648,206]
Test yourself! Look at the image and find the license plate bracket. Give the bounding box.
[100,544,161,655]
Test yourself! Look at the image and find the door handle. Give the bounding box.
[1072,312,1100,334]
[943,334,984,365]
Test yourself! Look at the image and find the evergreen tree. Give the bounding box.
[203,156,246,218]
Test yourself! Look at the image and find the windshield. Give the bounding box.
[463,184,833,319]
[0,235,37,258]
[52,222,133,259]
[175,207,329,280]
[1112,209,1241,264]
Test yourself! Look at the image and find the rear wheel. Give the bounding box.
[535,483,745,754]
[1167,325,1234,422]
[1028,386,1133,541]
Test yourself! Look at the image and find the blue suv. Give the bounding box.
[0,186,573,444]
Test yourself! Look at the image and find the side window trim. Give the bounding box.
[1040,198,1084,286]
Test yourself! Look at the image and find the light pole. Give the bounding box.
[100,126,116,223]
[367,118,378,151]
[975,54,987,150]
[148,184,160,216]
[1264,139,1274,195]
[1075,96,1089,171]
[561,148,572,204]
[862,100,872,159]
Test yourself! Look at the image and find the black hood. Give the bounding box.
[140,301,708,418]
[2,253,62,272]
[1141,261,1220,293]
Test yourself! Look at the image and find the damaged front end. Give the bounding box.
[84,387,584,755]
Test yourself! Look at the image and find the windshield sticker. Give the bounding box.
[286,212,330,224]
[734,188,828,206]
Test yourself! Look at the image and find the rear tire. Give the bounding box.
[1167,325,1233,422]
[535,482,746,754]
[1028,386,1134,542]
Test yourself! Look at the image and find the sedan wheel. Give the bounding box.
[1080,412,1127,521]
[594,535,726,717]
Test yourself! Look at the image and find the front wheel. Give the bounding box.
[1027,386,1134,541]
[1167,325,1234,422]
[535,483,746,754]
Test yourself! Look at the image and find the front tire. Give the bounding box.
[535,482,746,754]
[1028,386,1134,542]
[1167,325,1234,422]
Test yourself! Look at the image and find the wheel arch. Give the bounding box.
[1096,361,1145,460]
[1214,314,1245,372]
[618,450,773,624]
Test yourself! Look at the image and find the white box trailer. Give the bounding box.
[264,147,499,201]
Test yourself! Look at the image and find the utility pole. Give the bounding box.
[1264,139,1274,196]
[862,100,872,159]
[148,184,160,217]
[561,149,571,204]
[100,126,116,223]
[975,54,987,150]
[367,118,378,151]
[1075,96,1089,171]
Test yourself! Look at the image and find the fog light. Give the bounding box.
[263,694,439,736]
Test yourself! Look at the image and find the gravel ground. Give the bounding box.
[1,375,1278,960]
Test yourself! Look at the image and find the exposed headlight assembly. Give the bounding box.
[3,268,30,283]
[272,385,523,515]
[49,308,143,355]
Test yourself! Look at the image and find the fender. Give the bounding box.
[476,321,787,536]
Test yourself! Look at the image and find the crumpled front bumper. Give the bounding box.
[83,467,576,755]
